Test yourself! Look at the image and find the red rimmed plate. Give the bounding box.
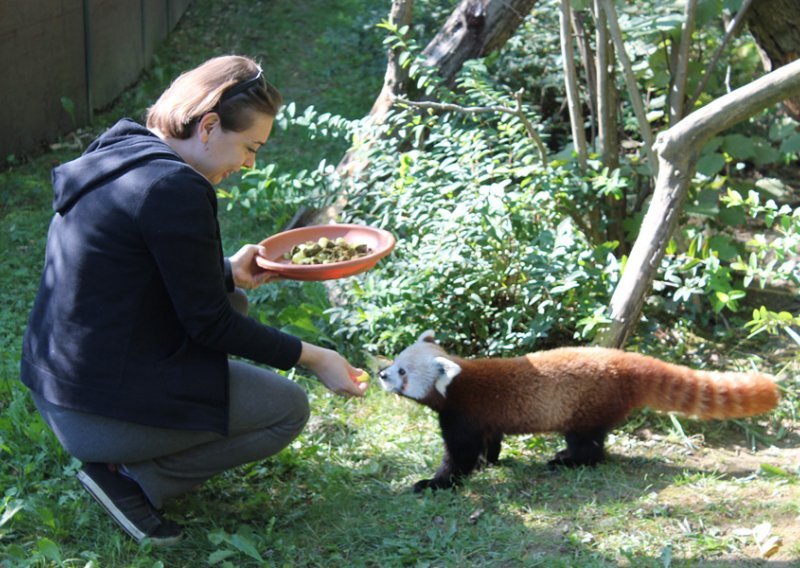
[255,224,396,281]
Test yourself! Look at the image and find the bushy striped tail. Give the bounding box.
[636,359,780,419]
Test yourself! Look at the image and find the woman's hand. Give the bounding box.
[298,342,368,397]
[229,244,281,289]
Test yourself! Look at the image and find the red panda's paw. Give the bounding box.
[547,448,603,470]
[412,477,457,493]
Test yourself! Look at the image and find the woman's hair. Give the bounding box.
[146,55,283,139]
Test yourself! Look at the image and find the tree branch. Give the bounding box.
[686,0,754,110]
[392,91,549,164]
[597,58,800,348]
[599,0,658,178]
[570,9,597,146]
[560,0,588,170]
[592,0,617,165]
[669,0,697,124]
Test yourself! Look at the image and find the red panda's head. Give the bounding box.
[378,330,462,403]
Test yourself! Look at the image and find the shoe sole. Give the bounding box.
[77,469,182,546]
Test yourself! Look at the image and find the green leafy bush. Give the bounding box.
[232,1,799,364]
[236,60,620,360]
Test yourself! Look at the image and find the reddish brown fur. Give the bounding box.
[436,347,779,433]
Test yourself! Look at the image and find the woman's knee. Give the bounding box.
[228,361,310,434]
[284,381,310,435]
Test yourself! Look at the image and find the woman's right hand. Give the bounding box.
[298,342,368,397]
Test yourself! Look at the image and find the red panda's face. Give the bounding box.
[378,330,462,401]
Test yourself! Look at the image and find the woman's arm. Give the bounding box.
[298,342,368,397]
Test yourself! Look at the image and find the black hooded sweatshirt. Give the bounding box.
[21,119,302,434]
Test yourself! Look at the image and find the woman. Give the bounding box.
[20,55,367,545]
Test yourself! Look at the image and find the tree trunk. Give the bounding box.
[422,0,540,86]
[592,0,626,251]
[597,58,800,348]
[295,0,539,228]
[747,0,800,120]
[289,0,414,229]
[367,0,416,125]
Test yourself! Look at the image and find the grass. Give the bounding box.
[1,0,799,566]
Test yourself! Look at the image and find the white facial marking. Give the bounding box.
[433,356,461,396]
[378,333,460,401]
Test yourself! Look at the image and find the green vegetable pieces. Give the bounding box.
[284,237,371,265]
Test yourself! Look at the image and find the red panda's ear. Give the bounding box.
[419,330,437,343]
[434,356,460,396]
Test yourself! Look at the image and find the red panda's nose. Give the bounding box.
[378,370,388,380]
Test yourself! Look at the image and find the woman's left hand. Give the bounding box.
[229,244,281,289]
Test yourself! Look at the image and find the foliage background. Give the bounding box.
[1,0,798,565]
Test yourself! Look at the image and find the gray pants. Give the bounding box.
[32,290,309,509]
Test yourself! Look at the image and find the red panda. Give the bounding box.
[378,330,780,492]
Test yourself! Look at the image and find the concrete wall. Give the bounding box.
[0,0,192,159]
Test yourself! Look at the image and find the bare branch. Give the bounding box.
[570,10,597,146]
[592,0,617,165]
[686,0,754,110]
[599,0,658,178]
[393,91,549,164]
[669,0,697,124]
[560,0,588,170]
[597,58,800,348]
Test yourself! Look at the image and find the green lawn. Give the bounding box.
[1,1,798,566]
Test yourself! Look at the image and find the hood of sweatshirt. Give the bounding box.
[51,119,186,214]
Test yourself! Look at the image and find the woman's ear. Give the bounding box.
[197,112,220,144]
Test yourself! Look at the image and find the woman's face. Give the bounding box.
[195,112,274,185]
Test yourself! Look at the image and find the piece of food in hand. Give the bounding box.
[353,370,369,383]
[283,237,373,265]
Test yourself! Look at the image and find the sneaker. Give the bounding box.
[76,463,183,546]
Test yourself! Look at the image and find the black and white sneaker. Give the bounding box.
[76,463,183,546]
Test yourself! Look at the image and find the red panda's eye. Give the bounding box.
[399,368,406,376]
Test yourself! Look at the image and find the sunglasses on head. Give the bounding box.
[219,69,264,103]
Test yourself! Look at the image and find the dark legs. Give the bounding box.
[484,432,503,465]
[547,430,606,469]
[413,415,504,493]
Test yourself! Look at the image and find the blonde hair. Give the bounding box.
[146,55,283,139]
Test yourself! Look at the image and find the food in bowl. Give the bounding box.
[284,237,372,265]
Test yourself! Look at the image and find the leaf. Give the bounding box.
[468,508,485,524]
[208,550,237,565]
[60,96,76,125]
[37,538,62,563]
[752,522,782,558]
[759,463,794,478]
[660,543,672,568]
[779,132,800,153]
[722,133,755,160]
[755,178,787,198]
[718,205,745,227]
[685,188,719,217]
[752,141,780,166]
[0,501,23,527]
[759,535,782,558]
[230,532,262,561]
[785,326,800,346]
[696,153,725,176]
[709,235,739,261]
